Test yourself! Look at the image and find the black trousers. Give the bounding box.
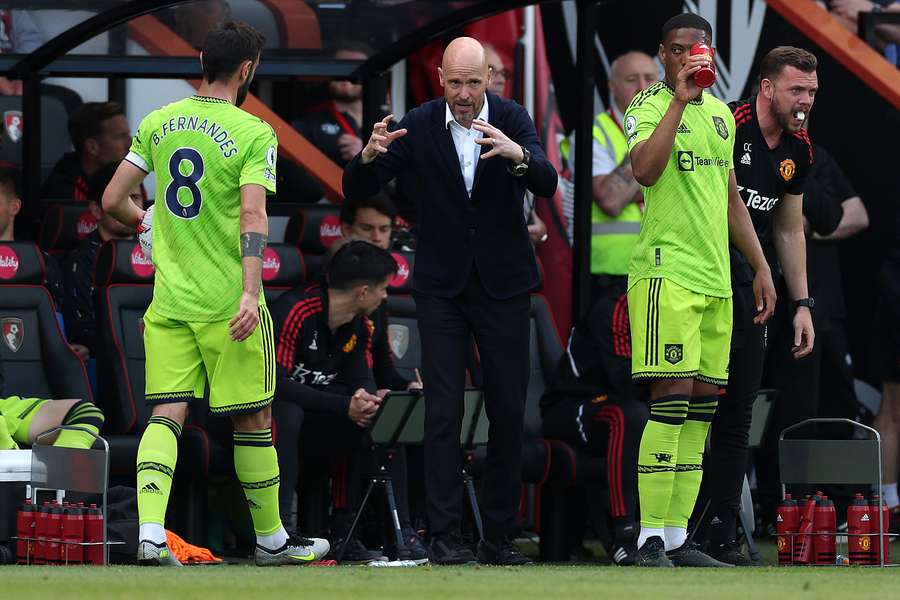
[693,281,766,545]
[541,394,647,523]
[414,271,531,541]
[272,399,411,535]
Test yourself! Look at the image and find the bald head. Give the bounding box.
[442,37,487,70]
[439,37,491,128]
[608,51,658,113]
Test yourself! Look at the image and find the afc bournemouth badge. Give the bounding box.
[3,111,22,143]
[388,324,410,359]
[2,317,24,353]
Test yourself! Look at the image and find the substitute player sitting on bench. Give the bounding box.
[0,356,104,451]
[270,240,427,564]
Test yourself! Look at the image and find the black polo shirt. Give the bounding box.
[729,96,813,280]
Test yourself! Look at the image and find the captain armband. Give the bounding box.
[240,232,268,258]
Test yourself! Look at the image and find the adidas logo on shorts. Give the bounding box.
[740,152,751,165]
[140,482,163,495]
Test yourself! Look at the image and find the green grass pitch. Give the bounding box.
[2,563,898,599]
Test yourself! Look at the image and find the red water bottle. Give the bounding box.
[45,502,64,565]
[33,501,50,565]
[62,503,85,565]
[776,494,800,565]
[814,497,836,565]
[15,499,36,564]
[794,494,820,564]
[870,494,891,565]
[84,503,104,565]
[690,42,717,88]
[848,493,873,565]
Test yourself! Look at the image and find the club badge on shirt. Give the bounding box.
[779,159,796,181]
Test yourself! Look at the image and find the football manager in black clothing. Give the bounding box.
[343,36,557,565]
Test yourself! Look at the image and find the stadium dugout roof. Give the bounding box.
[0,0,605,321]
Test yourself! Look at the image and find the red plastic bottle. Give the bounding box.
[793,494,820,564]
[45,503,64,565]
[689,42,717,88]
[870,494,891,565]
[84,503,104,565]
[848,493,873,565]
[814,497,836,565]
[62,503,85,565]
[776,494,800,565]
[15,500,36,565]
[33,501,50,565]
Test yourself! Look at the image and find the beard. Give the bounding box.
[236,77,252,107]
[771,94,801,133]
[331,85,362,103]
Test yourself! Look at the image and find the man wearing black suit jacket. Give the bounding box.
[343,37,557,565]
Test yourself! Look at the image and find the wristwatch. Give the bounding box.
[511,145,531,176]
[794,297,815,311]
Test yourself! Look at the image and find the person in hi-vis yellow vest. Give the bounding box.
[590,51,658,279]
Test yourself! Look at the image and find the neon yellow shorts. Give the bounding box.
[143,303,276,416]
[628,277,732,385]
[0,396,48,447]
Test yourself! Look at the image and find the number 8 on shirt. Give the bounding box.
[125,95,278,414]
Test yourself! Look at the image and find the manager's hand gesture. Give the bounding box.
[472,119,524,163]
[360,114,408,164]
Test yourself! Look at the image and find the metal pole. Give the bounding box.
[390,60,407,120]
[362,71,388,143]
[107,25,127,104]
[383,476,405,557]
[21,74,42,239]
[523,5,535,117]
[572,0,597,322]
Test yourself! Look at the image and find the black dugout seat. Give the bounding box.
[262,243,306,304]
[0,241,92,400]
[39,202,97,256]
[384,250,419,380]
[283,203,342,281]
[0,90,76,179]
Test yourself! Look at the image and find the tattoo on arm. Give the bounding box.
[240,232,267,258]
[611,159,634,184]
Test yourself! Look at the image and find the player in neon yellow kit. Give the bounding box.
[103,21,328,567]
[624,13,775,567]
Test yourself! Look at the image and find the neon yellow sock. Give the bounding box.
[234,429,283,536]
[54,401,105,449]
[638,395,688,530]
[136,415,181,526]
[665,395,717,529]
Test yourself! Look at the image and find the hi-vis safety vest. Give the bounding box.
[562,111,642,276]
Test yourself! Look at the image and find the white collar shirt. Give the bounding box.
[445,100,489,196]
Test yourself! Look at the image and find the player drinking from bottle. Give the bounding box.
[624,13,775,567]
